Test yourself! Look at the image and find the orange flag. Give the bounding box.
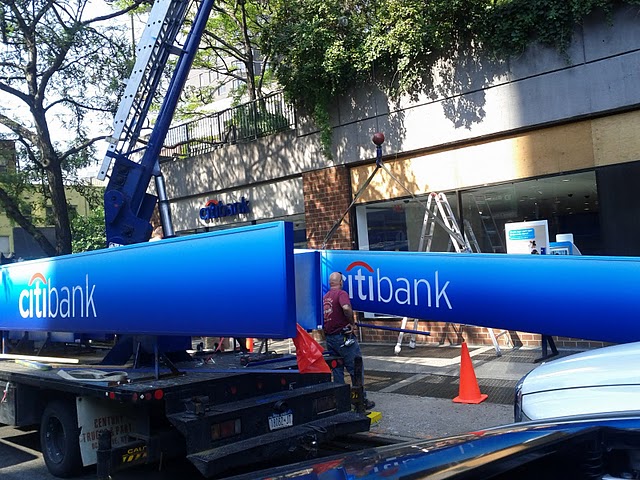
[292,324,331,374]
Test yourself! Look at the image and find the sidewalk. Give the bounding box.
[361,343,557,405]
[231,338,585,440]
[358,342,585,440]
[269,339,583,406]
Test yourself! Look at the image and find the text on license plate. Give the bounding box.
[268,411,293,431]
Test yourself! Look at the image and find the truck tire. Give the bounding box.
[40,399,83,478]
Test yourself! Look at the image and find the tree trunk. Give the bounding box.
[240,1,257,101]
[47,160,72,255]
[0,187,57,257]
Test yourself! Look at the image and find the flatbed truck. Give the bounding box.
[0,343,371,478]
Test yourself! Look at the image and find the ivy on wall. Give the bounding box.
[262,0,640,156]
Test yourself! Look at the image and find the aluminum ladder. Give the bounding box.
[394,192,510,356]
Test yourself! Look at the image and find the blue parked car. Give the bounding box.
[226,412,640,479]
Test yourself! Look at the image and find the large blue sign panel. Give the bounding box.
[321,250,640,344]
[0,222,297,339]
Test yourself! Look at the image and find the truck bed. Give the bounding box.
[0,350,371,478]
[0,351,309,401]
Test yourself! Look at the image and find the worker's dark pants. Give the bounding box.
[325,333,364,387]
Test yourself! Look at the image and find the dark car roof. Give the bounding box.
[225,413,640,480]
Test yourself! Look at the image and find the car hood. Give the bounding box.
[521,341,640,395]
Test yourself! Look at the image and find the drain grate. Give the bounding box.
[364,371,517,405]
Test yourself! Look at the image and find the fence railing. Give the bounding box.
[161,91,295,159]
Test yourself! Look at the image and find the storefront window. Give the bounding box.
[461,171,599,255]
[357,194,462,253]
[357,171,600,255]
[362,202,408,251]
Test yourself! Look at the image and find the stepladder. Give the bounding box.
[437,323,512,357]
[420,192,473,254]
[394,192,509,356]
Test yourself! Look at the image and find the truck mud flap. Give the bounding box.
[187,411,370,478]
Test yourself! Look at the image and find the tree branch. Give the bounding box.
[0,81,31,105]
[59,135,108,162]
[0,112,38,145]
[16,136,45,171]
[80,0,149,27]
[45,96,113,114]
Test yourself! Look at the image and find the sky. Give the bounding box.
[0,0,148,181]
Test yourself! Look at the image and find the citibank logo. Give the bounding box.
[19,273,97,319]
[342,261,452,309]
[199,197,250,222]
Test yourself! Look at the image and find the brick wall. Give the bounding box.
[303,166,353,250]
[357,317,609,350]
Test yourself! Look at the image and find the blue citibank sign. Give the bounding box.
[319,249,640,345]
[0,222,297,339]
[200,197,250,222]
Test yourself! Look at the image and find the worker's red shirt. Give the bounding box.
[323,289,351,335]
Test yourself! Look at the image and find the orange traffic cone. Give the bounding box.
[453,342,488,404]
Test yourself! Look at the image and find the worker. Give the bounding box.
[149,226,164,241]
[323,271,375,410]
[149,207,163,241]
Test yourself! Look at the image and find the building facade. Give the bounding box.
[159,5,640,348]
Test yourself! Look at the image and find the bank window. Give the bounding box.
[365,203,408,251]
[357,194,461,253]
[461,171,598,254]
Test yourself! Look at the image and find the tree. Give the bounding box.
[260,0,375,154]
[177,0,275,119]
[71,202,106,253]
[0,0,145,256]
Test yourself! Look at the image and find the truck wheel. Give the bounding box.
[40,399,82,478]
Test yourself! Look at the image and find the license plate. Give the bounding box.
[268,411,293,431]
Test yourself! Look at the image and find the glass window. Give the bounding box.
[358,194,462,253]
[461,171,599,254]
[365,202,408,251]
[356,172,599,255]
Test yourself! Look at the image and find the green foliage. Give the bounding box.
[485,0,619,57]
[71,205,106,253]
[263,0,640,155]
[262,0,372,155]
[176,0,274,120]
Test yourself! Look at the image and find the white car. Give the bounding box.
[514,342,640,422]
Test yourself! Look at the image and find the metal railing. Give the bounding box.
[161,91,295,159]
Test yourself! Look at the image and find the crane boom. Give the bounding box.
[99,0,213,247]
